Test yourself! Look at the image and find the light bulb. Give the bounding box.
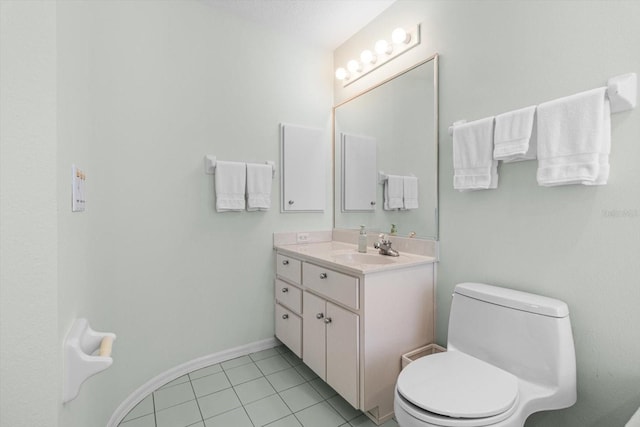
[374,39,392,55]
[335,67,349,80]
[360,49,376,65]
[392,27,410,44]
[347,59,362,73]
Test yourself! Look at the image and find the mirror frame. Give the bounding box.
[332,53,439,240]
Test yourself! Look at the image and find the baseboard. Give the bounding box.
[106,337,280,427]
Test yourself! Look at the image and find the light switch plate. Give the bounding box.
[72,164,86,212]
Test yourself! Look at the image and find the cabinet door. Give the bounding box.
[326,302,360,409]
[281,124,326,212]
[302,291,327,379]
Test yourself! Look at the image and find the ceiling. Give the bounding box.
[203,0,397,50]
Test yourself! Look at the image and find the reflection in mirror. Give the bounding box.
[334,55,438,239]
[342,133,377,211]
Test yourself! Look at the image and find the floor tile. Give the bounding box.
[295,401,345,427]
[256,354,292,375]
[250,347,280,361]
[265,414,303,427]
[159,374,191,389]
[274,345,289,354]
[266,367,306,392]
[225,362,263,385]
[191,371,231,397]
[294,363,319,381]
[204,406,253,427]
[279,383,323,412]
[221,355,252,370]
[380,418,399,426]
[349,414,378,426]
[188,423,205,427]
[155,400,202,427]
[189,364,223,380]
[197,388,241,420]
[122,395,154,422]
[120,413,155,427]
[233,376,276,404]
[327,394,360,421]
[153,381,196,411]
[308,378,337,399]
[244,394,292,426]
[281,351,303,367]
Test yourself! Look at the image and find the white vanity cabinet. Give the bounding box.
[274,245,435,425]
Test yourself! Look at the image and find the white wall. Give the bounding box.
[335,1,640,425]
[0,1,60,426]
[3,1,333,426]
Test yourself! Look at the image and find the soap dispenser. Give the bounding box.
[358,225,367,253]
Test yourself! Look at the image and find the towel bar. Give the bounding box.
[448,72,637,136]
[204,155,276,178]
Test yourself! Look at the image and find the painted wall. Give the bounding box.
[3,1,333,426]
[0,1,60,426]
[335,1,640,425]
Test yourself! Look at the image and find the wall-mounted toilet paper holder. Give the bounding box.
[63,318,116,403]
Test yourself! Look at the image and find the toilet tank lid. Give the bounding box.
[454,282,570,318]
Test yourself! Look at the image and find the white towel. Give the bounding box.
[384,175,404,210]
[494,105,537,162]
[403,176,419,209]
[536,87,611,186]
[453,117,498,191]
[215,161,246,212]
[246,163,272,211]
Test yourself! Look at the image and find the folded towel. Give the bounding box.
[246,163,272,211]
[403,176,419,209]
[384,175,404,210]
[536,87,610,186]
[494,105,537,162]
[215,161,246,212]
[453,117,498,191]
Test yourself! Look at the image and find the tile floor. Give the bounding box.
[118,345,399,427]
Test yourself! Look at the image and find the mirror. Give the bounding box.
[333,55,439,239]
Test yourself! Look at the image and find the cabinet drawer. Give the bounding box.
[275,279,302,314]
[303,263,359,310]
[275,304,302,357]
[276,254,301,284]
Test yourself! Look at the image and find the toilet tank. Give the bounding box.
[448,283,576,394]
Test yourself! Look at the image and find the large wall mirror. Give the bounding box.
[334,54,439,240]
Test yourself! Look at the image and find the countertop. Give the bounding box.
[274,241,436,275]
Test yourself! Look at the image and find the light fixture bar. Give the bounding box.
[337,24,421,87]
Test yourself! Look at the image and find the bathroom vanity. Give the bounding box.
[273,238,435,425]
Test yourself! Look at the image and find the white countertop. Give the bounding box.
[274,241,436,275]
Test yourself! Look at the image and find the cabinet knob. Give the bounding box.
[281,287,288,293]
[288,200,295,205]
[282,314,289,320]
[316,313,324,320]
[370,201,376,206]
[319,272,328,279]
[324,317,332,324]
[282,260,289,265]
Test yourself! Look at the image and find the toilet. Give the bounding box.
[394,282,577,427]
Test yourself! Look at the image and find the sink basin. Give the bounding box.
[333,253,396,265]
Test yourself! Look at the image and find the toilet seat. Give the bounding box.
[396,351,519,426]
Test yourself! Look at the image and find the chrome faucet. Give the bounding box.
[373,234,399,257]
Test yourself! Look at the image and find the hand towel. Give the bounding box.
[383,174,404,210]
[403,176,419,209]
[214,161,246,212]
[493,105,537,162]
[246,163,272,211]
[453,117,499,191]
[536,87,611,186]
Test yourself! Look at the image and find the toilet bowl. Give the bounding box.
[394,282,577,427]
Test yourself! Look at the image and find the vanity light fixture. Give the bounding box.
[335,24,421,87]
[347,59,362,73]
[360,49,376,65]
[335,67,349,81]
